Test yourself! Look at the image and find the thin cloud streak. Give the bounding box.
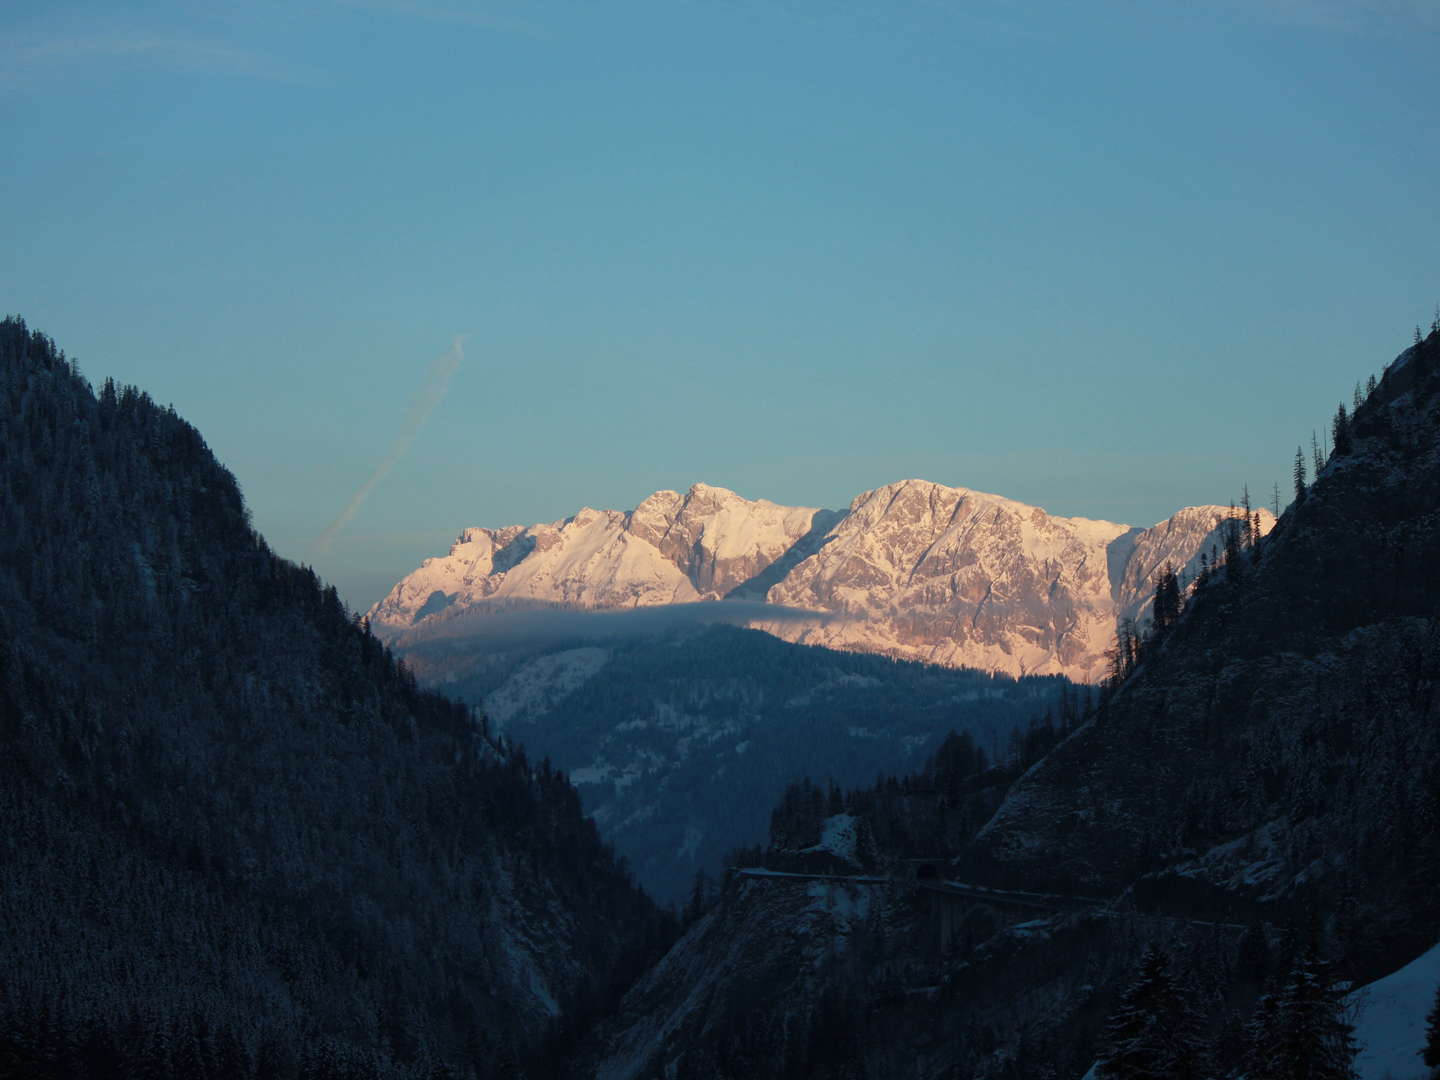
[314,337,465,556]
[1,29,311,87]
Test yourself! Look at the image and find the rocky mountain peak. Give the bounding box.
[373,481,1280,681]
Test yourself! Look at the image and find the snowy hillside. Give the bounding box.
[1076,941,1440,1079]
[371,479,1272,682]
[1350,940,1439,1080]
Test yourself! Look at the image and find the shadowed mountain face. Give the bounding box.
[0,319,669,1075]
[372,481,1272,682]
[399,622,1068,904]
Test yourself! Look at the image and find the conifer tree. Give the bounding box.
[683,870,711,926]
[1241,991,1283,1080]
[1151,564,1181,637]
[1095,945,1211,1080]
[1294,447,1307,504]
[1424,980,1440,1073]
[1333,403,1352,456]
[1223,505,1243,568]
[1269,945,1359,1079]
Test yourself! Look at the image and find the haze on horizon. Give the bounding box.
[3,0,1437,609]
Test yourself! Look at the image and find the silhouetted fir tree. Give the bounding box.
[1151,563,1181,637]
[1265,945,1358,1080]
[1241,991,1284,1080]
[1095,944,1211,1080]
[1424,980,1440,1072]
[1333,402,1352,456]
[684,869,712,925]
[1223,505,1243,569]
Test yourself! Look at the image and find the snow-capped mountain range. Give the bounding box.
[368,479,1274,681]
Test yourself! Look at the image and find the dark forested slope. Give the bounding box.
[972,330,1440,967]
[0,318,669,1078]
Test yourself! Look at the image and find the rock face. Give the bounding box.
[368,483,830,622]
[371,480,1273,682]
[760,480,1134,678]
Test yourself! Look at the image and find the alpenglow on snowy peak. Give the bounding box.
[368,479,1274,681]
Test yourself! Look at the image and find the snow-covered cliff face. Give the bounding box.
[764,480,1129,679]
[367,483,827,624]
[369,479,1273,682]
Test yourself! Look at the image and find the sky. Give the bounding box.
[4,0,1438,610]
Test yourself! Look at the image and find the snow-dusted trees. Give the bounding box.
[1095,944,1212,1080]
[1241,945,1358,1080]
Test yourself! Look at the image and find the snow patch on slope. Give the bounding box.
[485,646,611,731]
[800,814,860,866]
[1350,939,1440,1080]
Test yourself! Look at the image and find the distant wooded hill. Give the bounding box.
[401,622,1075,903]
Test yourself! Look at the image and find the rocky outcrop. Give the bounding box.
[761,480,1133,678]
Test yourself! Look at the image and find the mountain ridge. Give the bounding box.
[370,478,1273,682]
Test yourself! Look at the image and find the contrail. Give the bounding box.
[313,336,464,555]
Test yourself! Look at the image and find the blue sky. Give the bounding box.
[4,0,1438,609]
